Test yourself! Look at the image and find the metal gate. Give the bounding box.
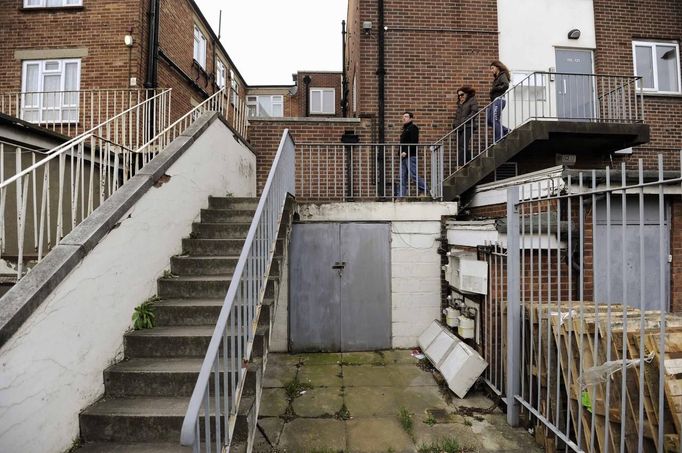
[483,156,682,452]
[289,222,391,352]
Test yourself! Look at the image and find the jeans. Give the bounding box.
[457,129,472,166]
[486,98,509,142]
[399,155,428,197]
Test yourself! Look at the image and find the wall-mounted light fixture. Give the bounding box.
[362,21,372,35]
[124,35,134,47]
[567,29,581,40]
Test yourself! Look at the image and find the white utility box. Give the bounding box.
[418,320,488,398]
[444,251,488,295]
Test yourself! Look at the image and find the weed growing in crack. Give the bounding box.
[284,375,312,400]
[397,407,414,440]
[423,414,437,426]
[132,296,158,330]
[335,403,351,420]
[417,436,461,453]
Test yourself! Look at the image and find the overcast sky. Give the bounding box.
[194,0,349,86]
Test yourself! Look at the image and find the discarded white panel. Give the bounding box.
[446,253,488,295]
[418,320,488,398]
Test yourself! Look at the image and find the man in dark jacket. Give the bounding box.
[399,112,428,197]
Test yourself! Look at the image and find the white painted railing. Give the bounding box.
[180,129,295,450]
[0,89,163,138]
[0,89,172,278]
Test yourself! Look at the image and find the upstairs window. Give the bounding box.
[230,70,239,104]
[247,95,284,118]
[310,88,335,114]
[633,41,681,94]
[21,59,81,123]
[24,0,82,7]
[216,60,226,89]
[193,26,207,69]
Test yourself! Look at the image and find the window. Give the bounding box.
[230,70,239,104]
[633,41,681,94]
[511,71,547,101]
[24,0,82,7]
[216,60,226,89]
[310,88,335,114]
[21,59,81,123]
[352,76,357,114]
[247,95,284,118]
[193,26,207,69]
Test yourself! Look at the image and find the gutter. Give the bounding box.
[377,0,386,196]
[144,0,160,89]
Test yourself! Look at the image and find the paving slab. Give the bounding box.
[476,413,543,452]
[341,351,386,366]
[262,364,297,388]
[267,353,303,368]
[292,387,344,417]
[298,352,342,365]
[381,349,420,365]
[253,416,284,450]
[346,417,416,453]
[412,420,483,452]
[278,418,346,451]
[345,385,447,417]
[298,364,343,387]
[343,364,435,388]
[259,388,289,417]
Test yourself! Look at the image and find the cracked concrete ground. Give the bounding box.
[254,350,543,453]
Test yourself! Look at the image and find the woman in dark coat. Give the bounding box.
[453,85,479,166]
[487,60,511,142]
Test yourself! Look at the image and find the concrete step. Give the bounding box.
[208,196,258,210]
[155,298,274,326]
[191,222,250,239]
[182,238,247,256]
[103,357,236,398]
[77,442,192,452]
[79,397,210,443]
[170,256,239,276]
[200,209,255,224]
[124,325,222,358]
[157,276,231,299]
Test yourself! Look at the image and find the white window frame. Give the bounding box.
[21,58,81,124]
[193,25,207,69]
[310,88,336,115]
[352,76,357,114]
[246,96,257,117]
[230,70,239,105]
[24,0,82,7]
[216,60,226,89]
[247,95,284,118]
[632,40,681,94]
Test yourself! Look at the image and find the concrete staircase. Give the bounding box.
[442,120,649,200]
[76,196,289,452]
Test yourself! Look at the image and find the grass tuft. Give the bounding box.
[284,375,312,400]
[417,436,461,453]
[335,403,351,420]
[397,407,414,440]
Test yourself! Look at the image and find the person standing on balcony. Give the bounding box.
[453,86,479,166]
[399,111,428,197]
[487,60,511,142]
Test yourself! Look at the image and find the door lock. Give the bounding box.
[332,261,346,277]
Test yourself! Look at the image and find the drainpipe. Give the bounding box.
[144,0,160,89]
[303,75,312,117]
[341,20,349,117]
[377,0,386,196]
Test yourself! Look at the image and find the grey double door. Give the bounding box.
[289,223,391,352]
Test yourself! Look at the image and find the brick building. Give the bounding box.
[0,0,248,131]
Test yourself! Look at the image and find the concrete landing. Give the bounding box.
[255,350,542,453]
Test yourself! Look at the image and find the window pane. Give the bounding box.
[64,62,79,107]
[635,46,655,89]
[43,74,60,99]
[322,90,335,113]
[24,64,40,93]
[46,0,61,6]
[44,61,60,72]
[24,0,42,6]
[258,96,273,117]
[311,91,322,113]
[657,45,680,92]
[272,103,283,117]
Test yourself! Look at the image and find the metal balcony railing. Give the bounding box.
[432,72,644,193]
[0,89,164,138]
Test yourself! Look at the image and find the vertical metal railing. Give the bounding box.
[432,73,644,187]
[296,143,434,201]
[180,129,295,450]
[494,153,682,452]
[0,89,161,138]
[0,89,172,279]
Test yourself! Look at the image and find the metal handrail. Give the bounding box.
[430,71,644,197]
[180,129,296,449]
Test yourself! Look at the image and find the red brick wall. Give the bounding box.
[248,119,372,198]
[0,0,144,91]
[593,0,682,171]
[347,0,499,142]
[291,72,343,117]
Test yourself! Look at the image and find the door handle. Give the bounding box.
[332,261,346,270]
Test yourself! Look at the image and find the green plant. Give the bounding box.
[397,407,414,440]
[463,418,472,426]
[162,269,176,279]
[417,436,461,453]
[335,403,351,420]
[132,297,157,330]
[64,437,82,453]
[225,191,233,197]
[423,415,437,426]
[284,375,312,400]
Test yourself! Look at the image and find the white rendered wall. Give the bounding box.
[293,202,458,349]
[498,0,596,73]
[0,120,256,453]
